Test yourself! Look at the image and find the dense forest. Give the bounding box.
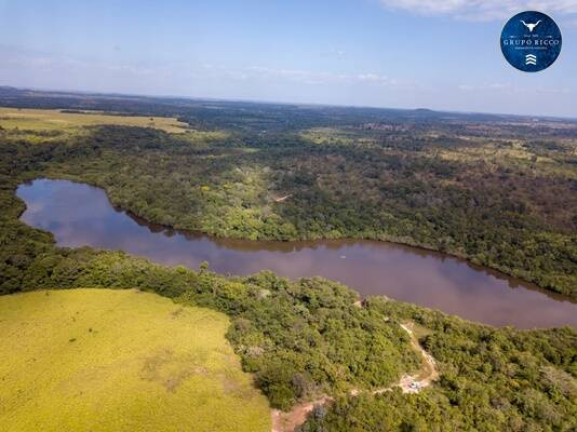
[302,299,577,431]
[1,90,577,430]
[1,137,577,429]
[1,90,575,298]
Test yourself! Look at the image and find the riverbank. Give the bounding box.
[15,178,577,329]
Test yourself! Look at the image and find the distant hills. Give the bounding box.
[1,86,572,130]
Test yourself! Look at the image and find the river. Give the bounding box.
[16,178,577,329]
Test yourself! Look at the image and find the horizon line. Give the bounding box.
[1,84,576,122]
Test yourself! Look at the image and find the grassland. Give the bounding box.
[0,107,189,134]
[0,289,271,432]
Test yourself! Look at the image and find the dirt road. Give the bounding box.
[271,321,439,432]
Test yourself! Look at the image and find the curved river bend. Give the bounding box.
[17,179,577,329]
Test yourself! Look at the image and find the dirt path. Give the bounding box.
[271,396,332,432]
[272,194,293,203]
[397,323,439,393]
[271,321,438,432]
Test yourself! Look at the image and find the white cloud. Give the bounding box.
[457,81,573,95]
[357,73,389,84]
[380,0,577,20]
[0,45,415,95]
[244,66,348,85]
[236,66,411,88]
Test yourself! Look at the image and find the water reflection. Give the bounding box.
[17,178,577,329]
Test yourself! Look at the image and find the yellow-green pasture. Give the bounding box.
[0,289,271,432]
[0,107,189,134]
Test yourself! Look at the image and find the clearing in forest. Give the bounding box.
[0,289,270,432]
[0,107,188,134]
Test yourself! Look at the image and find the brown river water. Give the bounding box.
[17,178,577,329]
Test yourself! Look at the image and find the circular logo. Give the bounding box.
[500,11,562,72]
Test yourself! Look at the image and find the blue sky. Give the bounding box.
[0,0,576,117]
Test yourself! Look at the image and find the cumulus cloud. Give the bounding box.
[0,45,415,96]
[236,66,411,88]
[457,82,573,96]
[380,0,577,20]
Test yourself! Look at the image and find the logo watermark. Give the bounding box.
[500,11,562,72]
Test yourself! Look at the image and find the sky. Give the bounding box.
[0,0,576,117]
